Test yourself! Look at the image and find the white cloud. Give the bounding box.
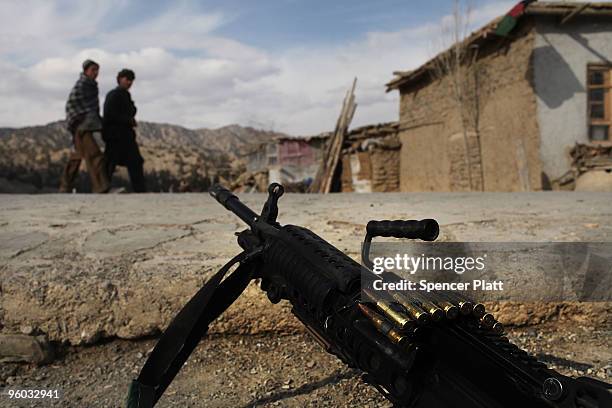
[0,1,515,135]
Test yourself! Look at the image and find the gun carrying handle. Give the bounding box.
[362,219,439,268]
[366,219,439,241]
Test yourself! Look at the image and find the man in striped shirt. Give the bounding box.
[59,59,110,193]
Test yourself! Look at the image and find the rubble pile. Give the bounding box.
[555,143,612,191]
[570,143,612,173]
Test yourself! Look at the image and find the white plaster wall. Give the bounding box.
[534,17,612,182]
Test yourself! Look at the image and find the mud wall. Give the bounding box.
[397,21,542,191]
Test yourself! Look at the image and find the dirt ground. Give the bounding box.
[1,302,610,408]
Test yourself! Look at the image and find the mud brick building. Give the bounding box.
[243,125,402,192]
[340,122,401,192]
[386,2,612,191]
[275,135,328,182]
[244,135,329,184]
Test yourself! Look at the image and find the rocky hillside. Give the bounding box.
[0,121,284,193]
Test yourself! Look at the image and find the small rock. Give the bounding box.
[0,334,54,364]
[20,325,34,335]
[307,360,316,368]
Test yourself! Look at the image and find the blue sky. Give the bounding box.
[0,0,519,134]
[207,0,474,49]
[50,0,495,52]
[57,1,484,50]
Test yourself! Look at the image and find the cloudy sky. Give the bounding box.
[0,0,523,135]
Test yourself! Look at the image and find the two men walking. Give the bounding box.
[59,60,145,193]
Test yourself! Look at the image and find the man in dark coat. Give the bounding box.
[59,59,110,193]
[103,69,146,192]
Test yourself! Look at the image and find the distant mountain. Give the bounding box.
[134,122,286,158]
[197,124,288,156]
[0,121,285,193]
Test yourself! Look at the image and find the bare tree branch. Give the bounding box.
[430,0,485,191]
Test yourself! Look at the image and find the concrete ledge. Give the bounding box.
[1,192,611,345]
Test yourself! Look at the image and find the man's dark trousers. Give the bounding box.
[106,153,146,193]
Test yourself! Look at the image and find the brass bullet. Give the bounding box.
[417,299,444,322]
[492,322,504,335]
[357,303,411,348]
[428,292,459,319]
[480,313,495,329]
[410,292,444,322]
[472,303,486,318]
[362,289,413,330]
[442,292,473,316]
[457,300,474,315]
[390,293,430,326]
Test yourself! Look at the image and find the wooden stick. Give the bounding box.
[561,3,591,25]
[310,78,358,193]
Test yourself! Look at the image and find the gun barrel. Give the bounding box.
[209,184,259,227]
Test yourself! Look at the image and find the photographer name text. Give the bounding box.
[372,279,504,292]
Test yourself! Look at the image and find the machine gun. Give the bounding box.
[127,183,612,408]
